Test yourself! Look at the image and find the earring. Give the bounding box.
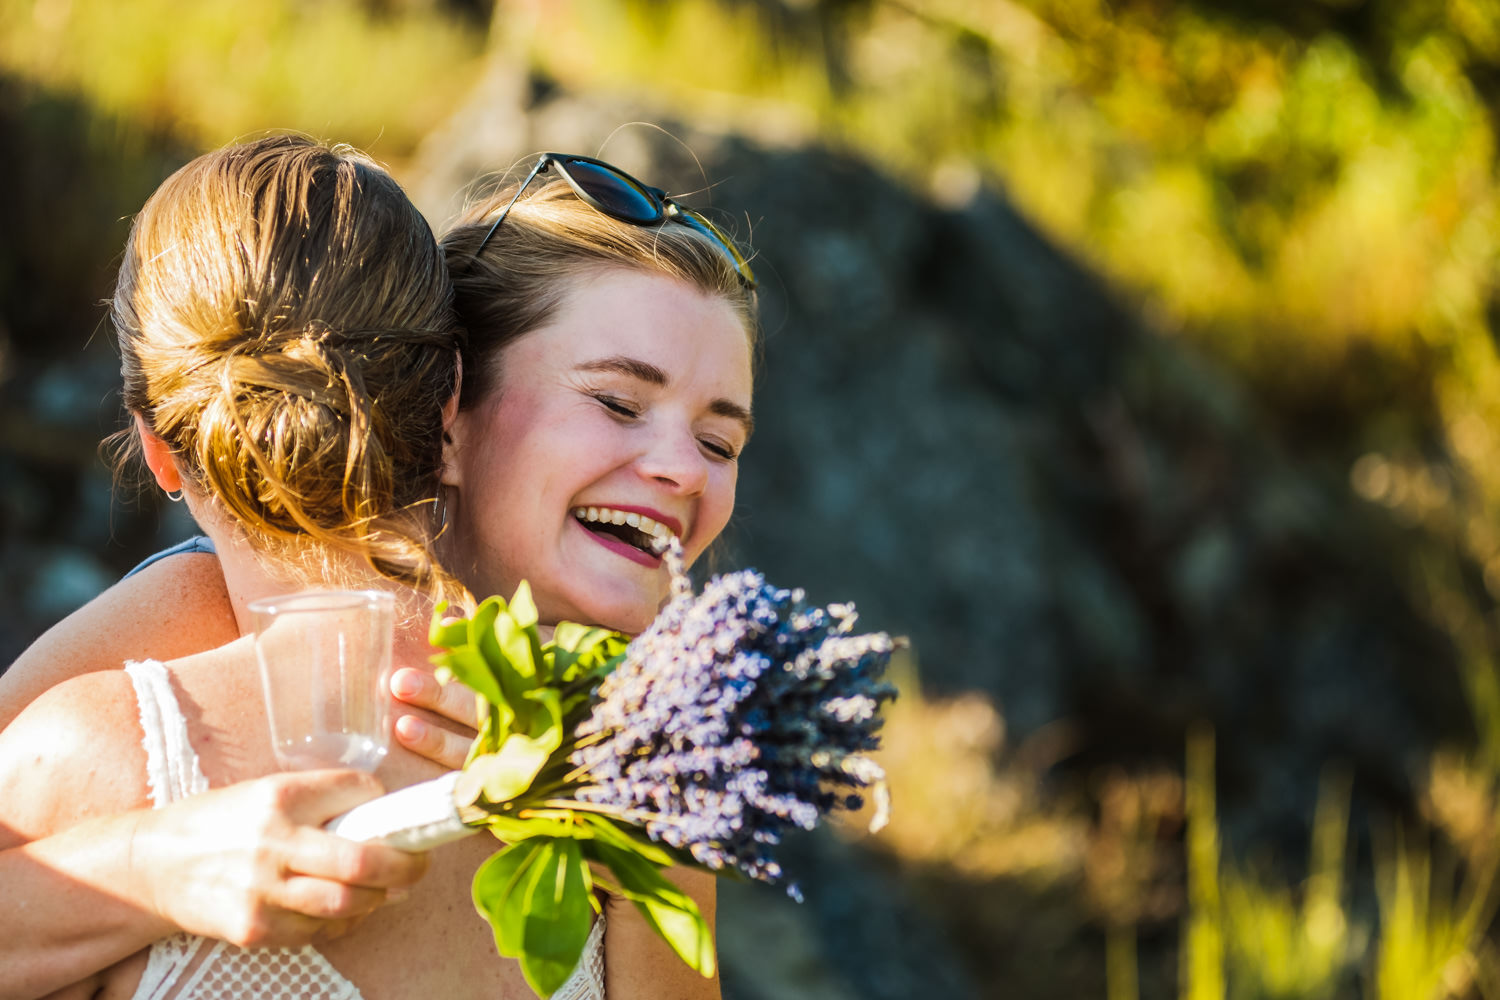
[165,490,184,503]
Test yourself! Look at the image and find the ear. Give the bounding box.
[440,413,466,489]
[441,352,463,441]
[440,353,465,489]
[133,412,183,494]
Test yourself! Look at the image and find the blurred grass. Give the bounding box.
[859,662,1500,998]
[863,663,1500,997]
[1172,727,1500,1000]
[1181,729,1359,1000]
[1369,828,1499,1000]
[1183,726,1226,1000]
[0,0,484,158]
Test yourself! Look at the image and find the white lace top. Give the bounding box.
[123,659,606,999]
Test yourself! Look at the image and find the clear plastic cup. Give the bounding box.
[249,589,394,772]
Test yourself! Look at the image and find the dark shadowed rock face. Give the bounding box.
[707,142,1465,847]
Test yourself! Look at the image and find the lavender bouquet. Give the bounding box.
[425,545,898,997]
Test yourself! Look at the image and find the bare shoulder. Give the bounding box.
[604,866,720,1000]
[0,551,235,729]
[0,668,149,847]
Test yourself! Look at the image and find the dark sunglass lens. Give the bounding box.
[563,160,662,223]
[676,208,757,288]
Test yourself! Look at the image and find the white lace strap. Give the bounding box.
[124,660,210,807]
[552,913,607,1000]
[134,935,204,1000]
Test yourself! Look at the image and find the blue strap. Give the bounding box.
[124,536,217,579]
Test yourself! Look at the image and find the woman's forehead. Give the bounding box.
[506,271,753,390]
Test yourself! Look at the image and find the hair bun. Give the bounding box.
[111,135,464,603]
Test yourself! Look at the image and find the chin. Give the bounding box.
[586,605,655,637]
[576,589,665,637]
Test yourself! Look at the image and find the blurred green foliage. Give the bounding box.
[8,0,1496,482]
[1176,725,1500,1000]
[0,0,484,157]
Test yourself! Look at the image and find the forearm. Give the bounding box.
[0,811,170,1000]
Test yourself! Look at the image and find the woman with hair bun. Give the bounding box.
[0,144,756,1000]
[0,135,588,999]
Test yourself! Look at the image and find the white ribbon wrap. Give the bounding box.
[324,771,479,851]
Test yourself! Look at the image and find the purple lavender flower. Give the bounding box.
[569,541,898,885]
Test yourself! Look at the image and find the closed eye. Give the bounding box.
[701,437,738,461]
[591,392,640,418]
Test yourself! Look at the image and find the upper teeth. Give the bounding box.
[573,506,675,541]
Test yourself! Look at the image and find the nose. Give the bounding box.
[636,423,710,497]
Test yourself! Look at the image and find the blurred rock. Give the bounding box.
[720,828,980,1000]
[24,547,113,622]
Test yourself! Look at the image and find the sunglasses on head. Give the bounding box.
[473,152,757,290]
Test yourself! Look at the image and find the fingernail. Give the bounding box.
[391,671,422,698]
[395,716,427,743]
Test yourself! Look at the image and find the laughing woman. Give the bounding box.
[0,143,757,999]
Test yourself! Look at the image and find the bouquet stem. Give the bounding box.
[325,771,478,851]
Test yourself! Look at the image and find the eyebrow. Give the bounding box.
[576,354,754,437]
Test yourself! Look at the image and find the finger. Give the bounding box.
[267,769,389,826]
[283,826,431,890]
[235,910,328,949]
[314,910,375,943]
[315,917,355,943]
[278,874,390,922]
[391,667,481,730]
[394,713,473,771]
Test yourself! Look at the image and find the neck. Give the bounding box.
[194,507,435,648]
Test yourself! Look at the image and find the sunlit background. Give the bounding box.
[5,1,1500,997]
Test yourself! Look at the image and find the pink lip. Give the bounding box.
[579,503,684,539]
[572,517,664,568]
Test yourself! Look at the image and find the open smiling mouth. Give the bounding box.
[571,505,676,557]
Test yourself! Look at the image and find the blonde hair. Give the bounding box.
[440,175,759,409]
[112,135,463,599]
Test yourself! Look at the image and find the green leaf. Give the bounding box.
[580,814,679,868]
[429,598,512,729]
[466,694,499,762]
[460,732,552,805]
[511,583,549,685]
[509,580,539,629]
[494,607,542,723]
[431,643,504,710]
[427,601,469,649]
[453,760,488,807]
[474,599,508,682]
[521,687,564,755]
[519,838,595,998]
[550,621,600,652]
[584,841,716,978]
[549,625,627,683]
[472,838,546,959]
[482,813,594,843]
